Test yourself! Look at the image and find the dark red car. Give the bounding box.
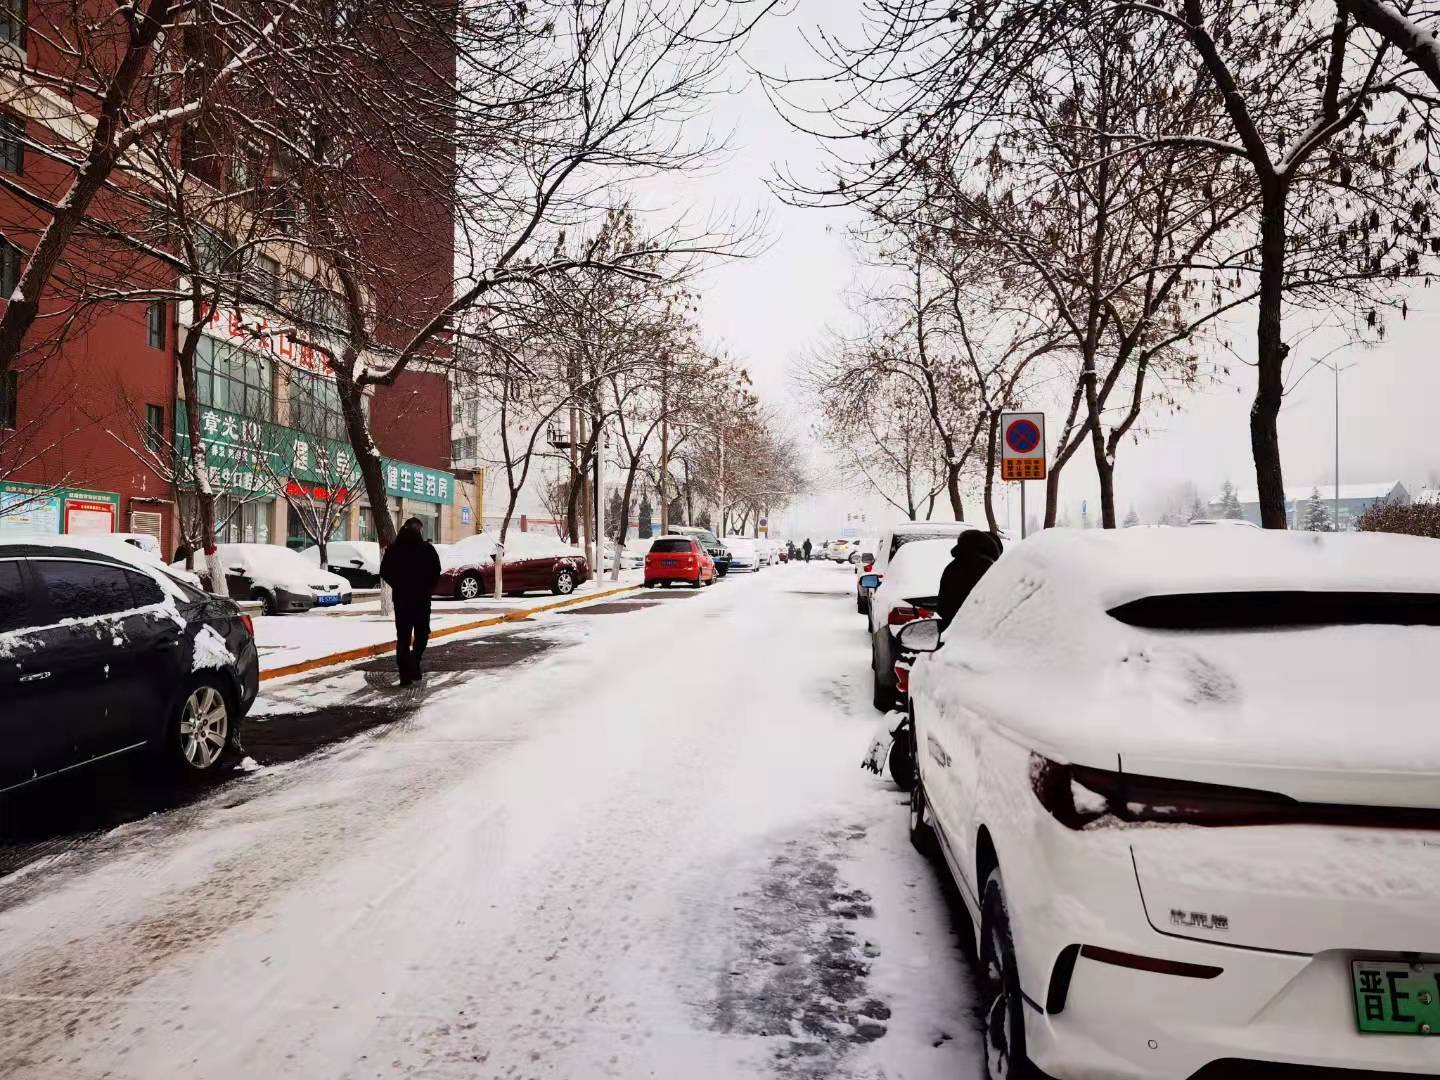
[643,536,716,589]
[434,538,591,600]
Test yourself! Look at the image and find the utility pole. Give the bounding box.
[594,413,605,582]
[717,424,726,538]
[659,355,670,535]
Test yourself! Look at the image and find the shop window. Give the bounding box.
[147,301,166,349]
[0,369,15,429]
[195,336,273,421]
[0,235,20,298]
[144,403,165,454]
[1,0,25,49]
[0,114,23,175]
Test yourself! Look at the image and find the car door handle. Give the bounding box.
[19,671,51,683]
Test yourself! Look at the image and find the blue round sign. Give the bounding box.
[1005,418,1041,454]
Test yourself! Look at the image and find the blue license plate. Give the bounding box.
[316,594,340,606]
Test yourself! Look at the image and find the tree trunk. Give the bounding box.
[1252,183,1289,529]
[1095,450,1116,529]
[176,301,224,592]
[982,409,1000,533]
[946,464,964,522]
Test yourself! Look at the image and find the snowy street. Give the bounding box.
[0,562,981,1080]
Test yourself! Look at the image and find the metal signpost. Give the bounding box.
[999,412,1047,538]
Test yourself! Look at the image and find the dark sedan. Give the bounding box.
[0,542,260,793]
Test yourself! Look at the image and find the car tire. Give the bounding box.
[980,871,1035,1080]
[907,772,936,856]
[163,676,239,777]
[889,725,915,792]
[456,573,482,601]
[553,569,576,595]
[254,588,277,616]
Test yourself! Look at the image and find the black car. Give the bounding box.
[0,542,260,793]
[670,526,732,576]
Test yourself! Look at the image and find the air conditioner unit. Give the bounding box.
[130,510,164,542]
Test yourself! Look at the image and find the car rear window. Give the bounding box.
[650,539,692,553]
[1108,591,1440,630]
[891,531,961,558]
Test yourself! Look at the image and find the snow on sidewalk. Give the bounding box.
[251,570,643,672]
[0,561,980,1079]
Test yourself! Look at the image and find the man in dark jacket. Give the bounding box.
[802,538,812,562]
[936,530,1003,632]
[379,517,443,685]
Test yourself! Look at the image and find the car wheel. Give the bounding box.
[166,677,237,776]
[907,773,937,856]
[254,588,276,616]
[691,574,703,589]
[981,871,1034,1080]
[553,569,576,595]
[456,573,482,601]
[888,725,915,792]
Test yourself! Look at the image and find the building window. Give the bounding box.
[195,336,273,421]
[0,115,23,175]
[144,403,165,454]
[249,253,279,306]
[0,236,20,298]
[147,300,166,350]
[287,367,365,441]
[0,369,16,429]
[1,0,25,48]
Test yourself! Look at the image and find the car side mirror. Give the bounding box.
[227,565,245,575]
[858,573,881,589]
[897,618,942,653]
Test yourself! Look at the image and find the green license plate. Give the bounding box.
[1352,960,1440,1035]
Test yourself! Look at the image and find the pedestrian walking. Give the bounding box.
[802,538,812,562]
[380,517,442,686]
[936,530,1003,632]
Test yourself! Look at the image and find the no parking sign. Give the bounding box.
[1000,412,1046,481]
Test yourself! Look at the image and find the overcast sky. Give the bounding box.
[646,2,1440,540]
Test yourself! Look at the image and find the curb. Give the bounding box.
[259,583,642,682]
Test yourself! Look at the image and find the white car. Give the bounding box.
[298,539,382,587]
[603,541,645,571]
[172,543,352,614]
[860,520,977,617]
[900,528,1440,1080]
[860,537,952,711]
[723,536,760,571]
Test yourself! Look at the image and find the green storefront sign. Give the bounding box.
[174,402,453,505]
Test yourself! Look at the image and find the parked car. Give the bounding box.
[603,541,646,571]
[669,526,732,576]
[723,536,761,572]
[1188,517,1262,528]
[298,540,382,588]
[172,543,352,614]
[0,538,260,791]
[436,532,591,600]
[900,527,1440,1080]
[861,537,952,711]
[859,521,976,617]
[642,535,716,588]
[21,531,205,590]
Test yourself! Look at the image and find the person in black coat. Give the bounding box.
[936,530,1003,633]
[380,517,443,685]
[802,538,812,562]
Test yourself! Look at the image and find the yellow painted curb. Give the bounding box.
[260,584,642,682]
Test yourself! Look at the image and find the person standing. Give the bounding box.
[802,538,812,562]
[936,530,1003,632]
[380,517,442,686]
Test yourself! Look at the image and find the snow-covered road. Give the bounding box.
[0,563,980,1080]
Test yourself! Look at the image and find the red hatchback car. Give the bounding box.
[643,536,716,588]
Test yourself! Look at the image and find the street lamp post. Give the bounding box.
[1310,358,1353,531]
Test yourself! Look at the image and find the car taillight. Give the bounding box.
[895,665,910,694]
[1027,754,1422,831]
[239,614,255,637]
[864,562,874,572]
[888,606,935,626]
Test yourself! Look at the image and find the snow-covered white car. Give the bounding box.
[900,528,1440,1080]
[860,521,976,616]
[298,539,382,588]
[173,543,352,614]
[603,541,645,571]
[1189,517,1262,529]
[860,537,951,711]
[723,536,761,571]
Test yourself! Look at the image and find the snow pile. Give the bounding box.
[911,527,1440,773]
[191,624,235,672]
[449,531,585,564]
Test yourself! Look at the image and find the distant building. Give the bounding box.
[1213,482,1409,530]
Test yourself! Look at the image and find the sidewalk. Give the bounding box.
[252,571,645,678]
